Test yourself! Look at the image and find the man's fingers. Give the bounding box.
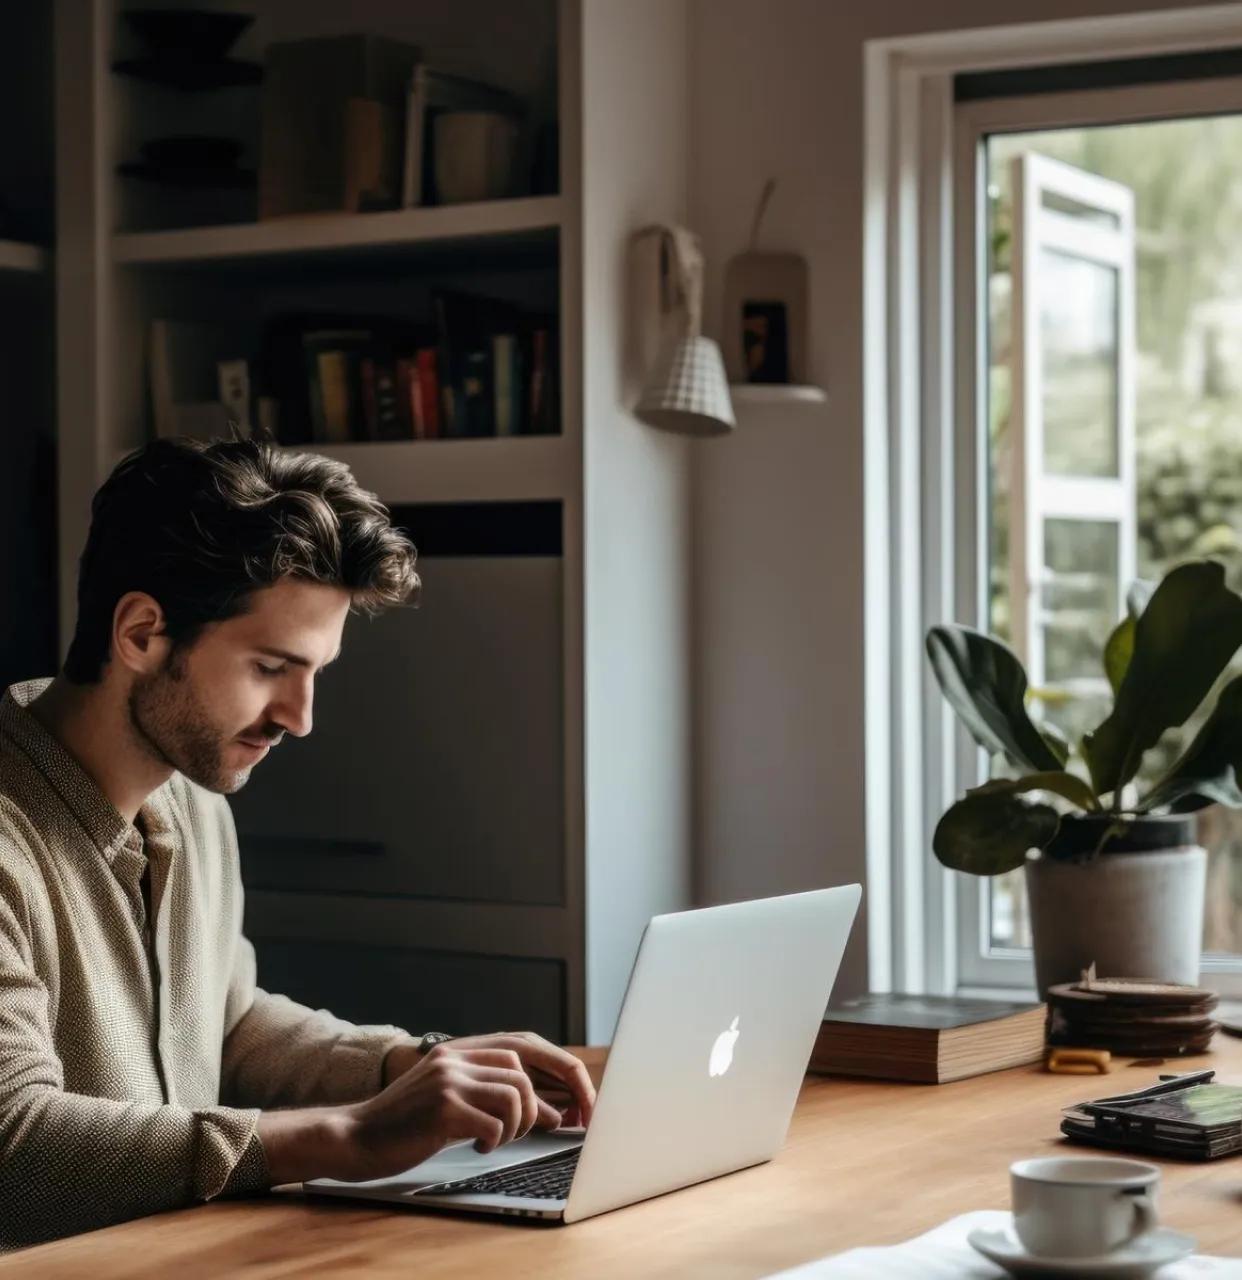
[534,1096,565,1130]
[497,1036,597,1123]
[444,1093,506,1155]
[435,1034,596,1125]
[460,1073,536,1146]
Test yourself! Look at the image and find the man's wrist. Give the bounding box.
[255,1105,354,1185]
[380,1037,423,1088]
[381,1033,455,1088]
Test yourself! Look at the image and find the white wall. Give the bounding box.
[688,0,1216,998]
[581,0,693,1042]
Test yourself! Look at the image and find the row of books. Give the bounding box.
[147,290,559,445]
[262,292,558,445]
[298,327,556,444]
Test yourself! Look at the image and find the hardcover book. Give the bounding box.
[809,994,1046,1084]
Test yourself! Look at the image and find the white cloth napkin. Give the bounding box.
[764,1210,1242,1278]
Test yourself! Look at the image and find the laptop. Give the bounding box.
[305,884,861,1224]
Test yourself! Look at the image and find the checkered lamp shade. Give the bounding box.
[635,335,736,436]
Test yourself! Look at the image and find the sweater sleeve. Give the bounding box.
[219,933,415,1110]
[0,894,269,1254]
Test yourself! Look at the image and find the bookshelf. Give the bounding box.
[56,0,694,1047]
[0,5,56,695]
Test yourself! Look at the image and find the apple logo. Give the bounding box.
[709,1016,741,1077]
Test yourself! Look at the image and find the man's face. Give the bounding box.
[127,578,351,794]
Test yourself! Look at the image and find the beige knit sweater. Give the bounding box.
[0,679,415,1252]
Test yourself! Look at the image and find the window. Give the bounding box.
[864,14,1242,997]
[958,79,1242,988]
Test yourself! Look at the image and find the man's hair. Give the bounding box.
[64,437,420,684]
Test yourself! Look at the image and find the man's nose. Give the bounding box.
[271,680,313,739]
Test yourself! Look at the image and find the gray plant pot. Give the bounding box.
[1024,815,1207,998]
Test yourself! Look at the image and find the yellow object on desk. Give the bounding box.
[1046,1046,1112,1074]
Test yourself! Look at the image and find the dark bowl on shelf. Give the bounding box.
[123,9,253,59]
[140,135,242,169]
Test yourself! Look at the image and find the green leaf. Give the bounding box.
[1103,614,1136,696]
[926,626,1065,774]
[1011,770,1101,813]
[1137,674,1242,813]
[1082,561,1242,800]
[933,780,1061,875]
[1040,723,1071,768]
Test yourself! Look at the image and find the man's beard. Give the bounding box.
[128,651,256,794]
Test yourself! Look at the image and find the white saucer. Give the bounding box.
[967,1222,1196,1278]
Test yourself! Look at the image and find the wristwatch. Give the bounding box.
[418,1031,455,1054]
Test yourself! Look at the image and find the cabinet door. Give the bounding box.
[1010,152,1136,713]
[229,534,565,907]
[250,938,565,1042]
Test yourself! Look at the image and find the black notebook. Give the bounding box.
[1062,1069,1242,1159]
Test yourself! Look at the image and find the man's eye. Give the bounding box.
[255,663,285,678]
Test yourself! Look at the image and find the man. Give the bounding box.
[0,438,595,1251]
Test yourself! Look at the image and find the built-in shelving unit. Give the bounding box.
[1,4,55,693]
[58,0,693,1047]
[0,241,50,274]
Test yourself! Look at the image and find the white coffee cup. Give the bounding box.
[1010,1156,1159,1257]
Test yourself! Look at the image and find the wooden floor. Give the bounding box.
[3,1043,1242,1277]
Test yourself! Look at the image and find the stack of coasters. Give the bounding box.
[1046,976,1218,1057]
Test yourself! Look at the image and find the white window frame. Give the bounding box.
[1008,151,1137,689]
[863,5,1242,998]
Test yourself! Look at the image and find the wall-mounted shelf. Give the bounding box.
[285,435,571,507]
[0,240,49,274]
[106,434,570,508]
[729,383,827,405]
[112,195,564,269]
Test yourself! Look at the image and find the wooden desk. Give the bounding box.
[4,1043,1242,1277]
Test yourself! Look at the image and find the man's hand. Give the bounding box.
[383,1032,595,1129]
[256,1032,599,1186]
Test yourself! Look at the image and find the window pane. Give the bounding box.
[990,866,1030,949]
[1040,249,1119,477]
[1041,188,1121,228]
[986,114,1242,964]
[1042,517,1119,684]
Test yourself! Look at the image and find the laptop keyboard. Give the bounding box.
[424,1147,581,1200]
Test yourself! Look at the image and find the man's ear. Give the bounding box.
[111,592,172,676]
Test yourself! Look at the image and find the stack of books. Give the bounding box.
[808,994,1046,1084]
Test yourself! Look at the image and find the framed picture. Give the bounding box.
[722,250,808,385]
[742,301,789,383]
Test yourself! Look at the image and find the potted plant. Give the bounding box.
[928,559,1242,996]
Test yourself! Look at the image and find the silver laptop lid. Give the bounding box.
[563,884,860,1223]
